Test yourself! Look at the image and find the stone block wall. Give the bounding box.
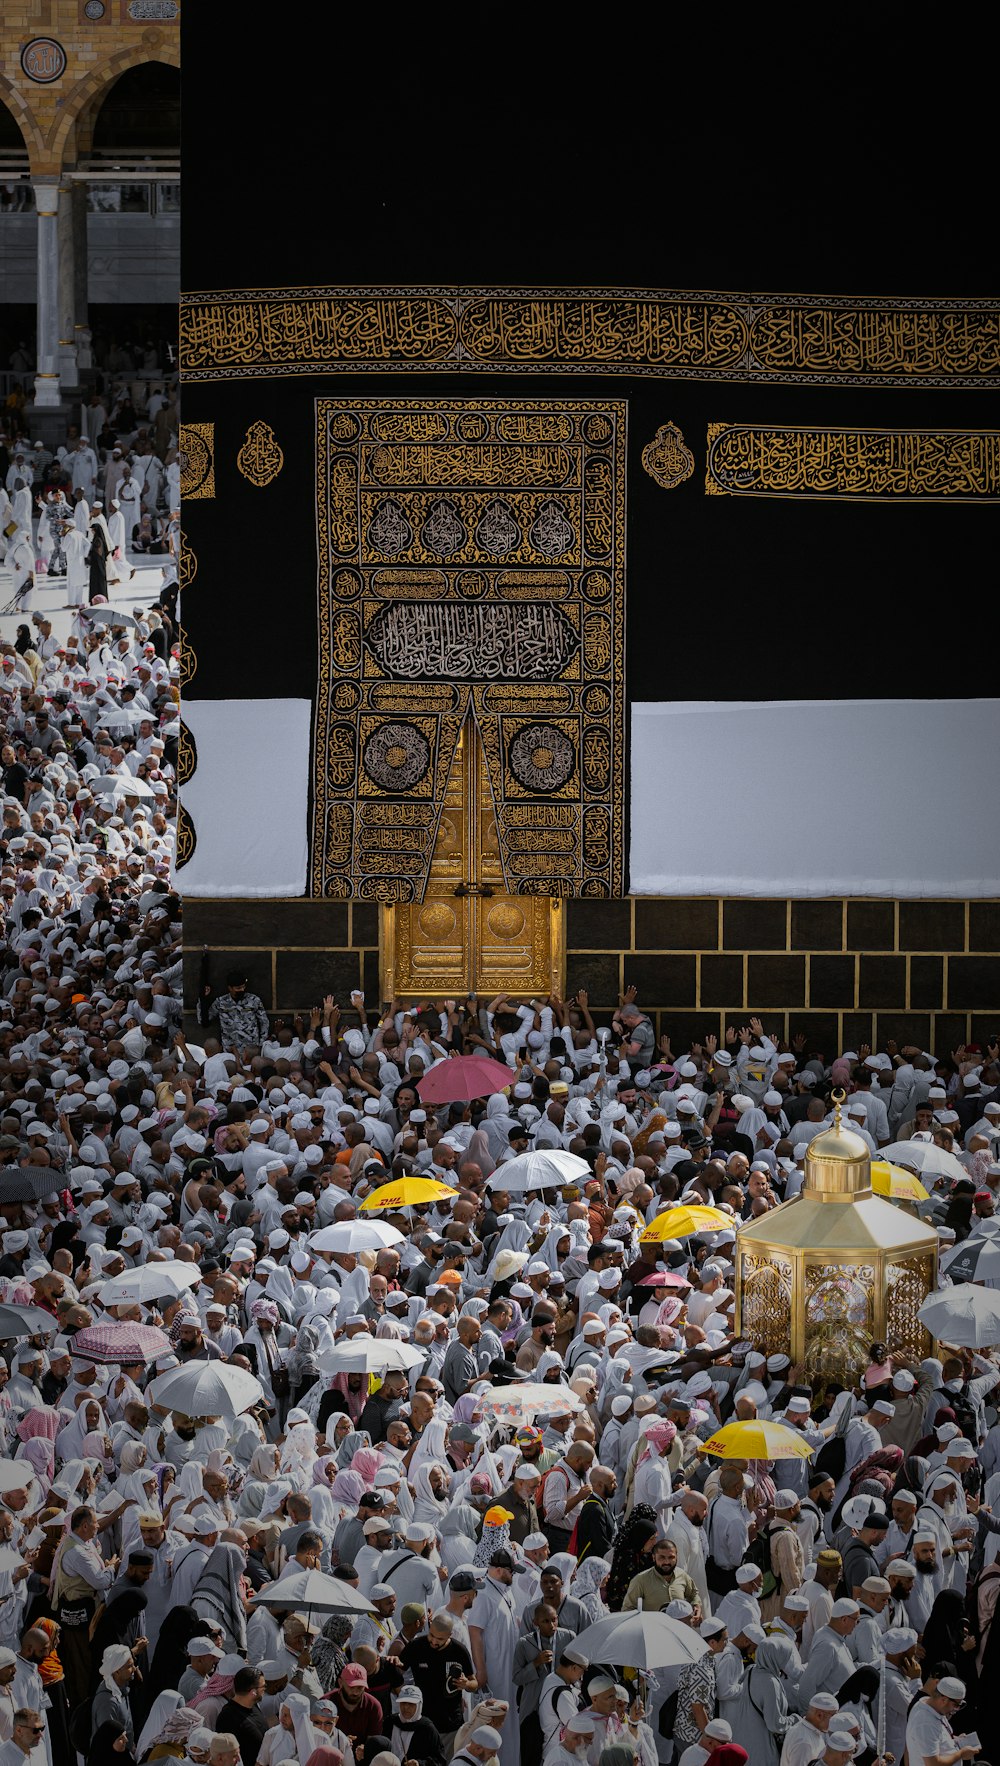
[183,897,1000,1054]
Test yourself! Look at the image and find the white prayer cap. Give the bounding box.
[871,1399,895,1417]
[249,1118,270,1136]
[773,1490,799,1511]
[762,1090,783,1107]
[830,1598,860,1618]
[826,1734,856,1755]
[881,1627,918,1654]
[611,1395,632,1416]
[665,1599,693,1620]
[891,1491,918,1507]
[586,1677,617,1695]
[564,1716,596,1735]
[704,1721,733,1741]
[734,1565,760,1586]
[713,1049,732,1067]
[892,1370,916,1392]
[936,1677,966,1701]
[786,1396,811,1414]
[806,1694,840,1713]
[912,1531,939,1545]
[783,1593,810,1612]
[582,1320,605,1337]
[700,1617,727,1637]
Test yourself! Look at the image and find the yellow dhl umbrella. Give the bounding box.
[360,1176,456,1212]
[871,1161,929,1203]
[640,1205,734,1243]
[699,1419,815,1460]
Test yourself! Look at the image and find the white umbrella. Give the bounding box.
[146,1357,264,1418]
[476,1382,585,1424]
[918,1282,1000,1348]
[314,1337,423,1375]
[250,1569,375,1614]
[100,1264,202,1306]
[308,1220,404,1254]
[572,1609,707,1672]
[881,1142,970,1183]
[941,1235,1000,1288]
[492,1148,591,1193]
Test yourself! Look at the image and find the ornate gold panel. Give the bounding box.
[382,723,564,1000]
[312,397,625,901]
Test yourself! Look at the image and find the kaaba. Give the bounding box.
[179,33,1000,1034]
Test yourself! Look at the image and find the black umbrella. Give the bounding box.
[0,1166,65,1204]
[0,1303,58,1338]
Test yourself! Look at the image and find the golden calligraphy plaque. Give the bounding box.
[181,287,1000,389]
[237,419,285,487]
[642,421,695,489]
[705,423,1000,500]
[179,422,215,500]
[313,398,625,902]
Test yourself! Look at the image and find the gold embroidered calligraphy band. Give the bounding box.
[312,398,625,903]
[705,424,1000,500]
[179,288,1000,387]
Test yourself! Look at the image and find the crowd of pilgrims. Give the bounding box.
[0,980,999,1766]
[0,385,180,612]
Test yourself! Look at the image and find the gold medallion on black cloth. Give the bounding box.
[312,398,626,902]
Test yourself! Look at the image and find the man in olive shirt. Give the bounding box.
[623,1538,700,1612]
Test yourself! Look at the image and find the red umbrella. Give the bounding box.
[71,1322,172,1364]
[417,1054,514,1104]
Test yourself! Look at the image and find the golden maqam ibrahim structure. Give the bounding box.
[735,1096,938,1385]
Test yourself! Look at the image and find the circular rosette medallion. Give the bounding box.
[362,721,431,792]
[509,723,575,793]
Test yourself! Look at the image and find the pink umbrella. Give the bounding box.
[71,1322,171,1364]
[417,1054,514,1104]
[636,1271,693,1288]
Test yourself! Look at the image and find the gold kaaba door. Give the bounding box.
[380,723,564,1001]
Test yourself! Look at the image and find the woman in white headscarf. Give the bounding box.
[55,1395,105,1465]
[278,1413,317,1488]
[408,1416,450,1486]
[483,1093,519,1163]
[571,1555,611,1625]
[134,1688,184,1762]
[538,1222,572,1274]
[117,1464,161,1559]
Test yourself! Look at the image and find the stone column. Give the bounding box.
[72,181,92,370]
[31,178,62,409]
[57,179,79,385]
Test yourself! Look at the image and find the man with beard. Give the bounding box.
[908,1534,948,1632]
[884,1558,919,1631]
[799,1550,843,1655]
[798,1472,836,1559]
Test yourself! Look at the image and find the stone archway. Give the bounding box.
[0,74,46,169]
[44,40,180,174]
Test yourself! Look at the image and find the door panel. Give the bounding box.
[381,721,563,1000]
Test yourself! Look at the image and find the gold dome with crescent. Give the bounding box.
[804,1092,872,1196]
